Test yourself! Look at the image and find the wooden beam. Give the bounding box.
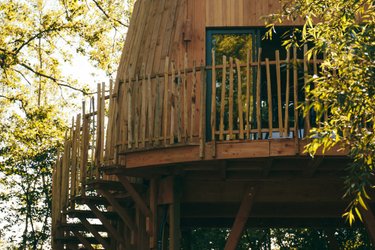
[262,159,274,177]
[72,230,94,250]
[224,185,256,250]
[87,203,126,246]
[170,177,182,250]
[98,189,137,231]
[78,217,112,249]
[149,178,158,249]
[117,175,151,217]
[360,205,375,246]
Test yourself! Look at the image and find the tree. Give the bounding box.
[0,0,134,248]
[266,0,374,224]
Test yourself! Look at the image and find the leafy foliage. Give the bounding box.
[266,0,374,224]
[0,0,133,248]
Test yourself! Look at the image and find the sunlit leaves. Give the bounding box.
[267,0,374,225]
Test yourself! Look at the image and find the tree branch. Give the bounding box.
[91,0,129,28]
[18,63,94,95]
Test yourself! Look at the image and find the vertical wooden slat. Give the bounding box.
[256,48,262,139]
[190,61,197,143]
[177,68,182,143]
[266,58,273,138]
[163,57,169,145]
[80,101,89,196]
[154,76,162,145]
[100,82,105,164]
[141,65,147,148]
[199,65,206,158]
[134,76,140,149]
[95,83,101,177]
[211,49,217,155]
[127,76,133,149]
[170,62,176,145]
[219,55,227,141]
[229,57,234,139]
[147,74,154,145]
[284,49,290,137]
[293,46,299,141]
[183,53,188,141]
[90,97,95,180]
[246,49,251,139]
[236,59,244,139]
[275,50,283,136]
[304,44,311,136]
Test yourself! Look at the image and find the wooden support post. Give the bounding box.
[211,49,216,156]
[199,65,206,158]
[169,177,182,250]
[149,178,158,249]
[360,205,375,246]
[224,185,256,250]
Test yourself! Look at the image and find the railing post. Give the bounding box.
[199,64,206,158]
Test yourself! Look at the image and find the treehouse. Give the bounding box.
[52,0,375,249]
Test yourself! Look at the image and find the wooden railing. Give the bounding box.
[52,45,323,220]
[52,83,110,235]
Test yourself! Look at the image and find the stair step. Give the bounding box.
[73,194,131,205]
[59,223,107,232]
[56,236,109,244]
[65,209,118,219]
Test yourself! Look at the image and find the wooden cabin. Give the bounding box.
[51,0,375,249]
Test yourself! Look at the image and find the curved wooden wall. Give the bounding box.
[114,0,301,84]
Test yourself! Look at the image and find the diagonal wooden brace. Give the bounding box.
[78,217,112,249]
[72,230,94,250]
[117,175,152,217]
[224,185,257,250]
[88,203,126,247]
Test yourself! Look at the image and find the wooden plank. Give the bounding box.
[266,58,273,139]
[183,53,188,141]
[100,82,105,164]
[79,217,111,249]
[72,230,94,250]
[117,175,151,217]
[80,103,89,196]
[246,49,251,139]
[154,76,162,145]
[88,204,126,246]
[224,186,256,250]
[293,46,299,143]
[256,48,262,139]
[190,61,197,143]
[275,50,283,136]
[141,64,147,148]
[147,74,154,145]
[228,57,234,140]
[177,67,182,143]
[163,57,169,145]
[211,49,217,156]
[236,59,244,139]
[170,62,176,144]
[304,44,311,136]
[99,189,137,231]
[219,55,227,141]
[284,48,291,137]
[199,65,206,158]
[127,72,133,149]
[134,76,140,149]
